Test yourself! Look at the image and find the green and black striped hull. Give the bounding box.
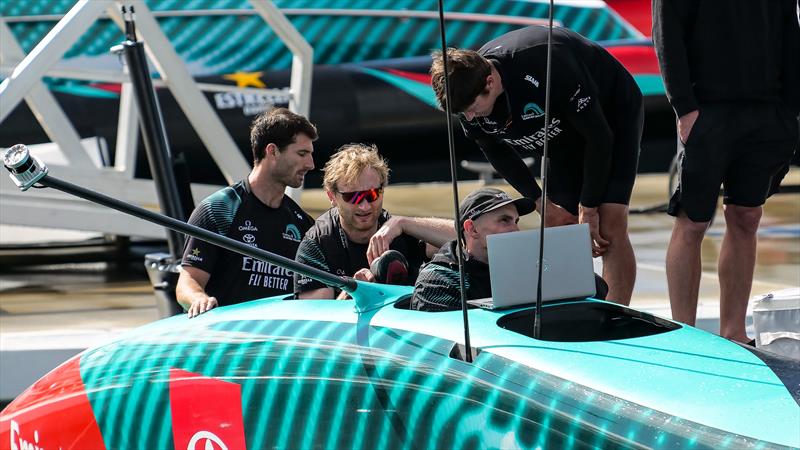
[4,294,796,449]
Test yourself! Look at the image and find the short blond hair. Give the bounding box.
[323,143,390,192]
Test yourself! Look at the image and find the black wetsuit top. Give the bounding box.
[461,25,642,207]
[412,241,491,312]
[181,179,314,305]
[294,208,427,296]
[653,0,800,117]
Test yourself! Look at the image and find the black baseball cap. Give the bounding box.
[458,187,536,228]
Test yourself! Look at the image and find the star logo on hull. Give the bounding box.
[222,71,266,88]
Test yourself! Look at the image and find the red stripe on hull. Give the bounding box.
[0,357,106,450]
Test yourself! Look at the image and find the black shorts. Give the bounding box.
[548,99,644,215]
[668,103,799,223]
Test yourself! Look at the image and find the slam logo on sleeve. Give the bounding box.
[524,74,540,87]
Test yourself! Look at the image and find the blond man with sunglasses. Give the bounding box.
[295,144,454,300]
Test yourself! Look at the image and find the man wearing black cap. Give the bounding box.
[413,187,607,311]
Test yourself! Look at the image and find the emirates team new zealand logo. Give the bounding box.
[282,224,302,242]
[521,102,544,120]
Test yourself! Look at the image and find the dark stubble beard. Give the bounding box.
[286,172,304,189]
[274,166,304,189]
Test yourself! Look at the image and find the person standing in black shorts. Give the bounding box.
[430,25,644,305]
[653,0,800,343]
[176,108,317,318]
[294,144,455,299]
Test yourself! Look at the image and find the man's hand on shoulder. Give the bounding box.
[367,216,405,264]
[187,294,218,318]
[368,215,455,263]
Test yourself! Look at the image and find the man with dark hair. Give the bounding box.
[294,143,454,299]
[430,25,643,305]
[412,187,607,311]
[653,0,800,343]
[177,108,317,317]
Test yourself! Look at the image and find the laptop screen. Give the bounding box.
[486,224,596,308]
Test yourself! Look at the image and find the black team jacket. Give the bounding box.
[652,0,800,117]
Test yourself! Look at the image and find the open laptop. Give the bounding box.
[469,223,596,310]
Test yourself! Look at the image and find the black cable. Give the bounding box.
[129,6,138,41]
[437,0,473,363]
[37,174,357,293]
[534,0,555,340]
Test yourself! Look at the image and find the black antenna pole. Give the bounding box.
[114,4,194,258]
[437,0,473,363]
[128,5,137,40]
[121,6,132,39]
[534,0,555,340]
[1,145,357,294]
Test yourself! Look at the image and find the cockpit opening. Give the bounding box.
[498,300,680,342]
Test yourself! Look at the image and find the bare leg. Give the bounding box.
[666,213,710,326]
[718,204,761,343]
[598,203,636,305]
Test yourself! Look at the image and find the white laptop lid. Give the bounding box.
[486,223,596,308]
